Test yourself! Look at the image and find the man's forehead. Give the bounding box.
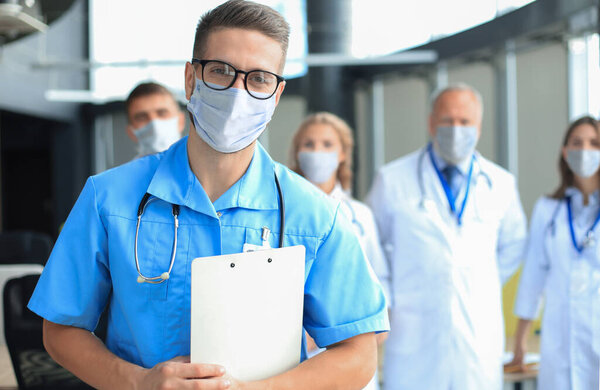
[433,90,480,113]
[129,93,178,112]
[203,28,285,73]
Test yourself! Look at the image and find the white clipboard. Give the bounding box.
[191,245,305,381]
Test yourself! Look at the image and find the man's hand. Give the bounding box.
[135,356,236,390]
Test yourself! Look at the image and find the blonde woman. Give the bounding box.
[290,112,389,390]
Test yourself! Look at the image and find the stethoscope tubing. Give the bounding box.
[417,145,492,211]
[135,170,285,284]
[134,195,180,284]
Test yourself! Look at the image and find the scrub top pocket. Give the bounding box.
[135,219,179,301]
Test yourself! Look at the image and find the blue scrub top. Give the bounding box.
[28,137,389,368]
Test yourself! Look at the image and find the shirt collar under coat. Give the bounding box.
[329,182,351,201]
[146,137,280,218]
[564,186,600,221]
[429,142,473,176]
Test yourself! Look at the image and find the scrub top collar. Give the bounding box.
[146,137,279,218]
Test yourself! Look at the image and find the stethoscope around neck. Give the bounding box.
[134,170,285,284]
[547,194,600,254]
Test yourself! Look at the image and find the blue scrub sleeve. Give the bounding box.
[303,206,389,348]
[28,177,111,331]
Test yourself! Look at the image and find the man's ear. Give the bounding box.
[126,125,138,142]
[274,81,286,105]
[185,62,196,100]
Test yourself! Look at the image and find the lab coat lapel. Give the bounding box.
[422,151,459,235]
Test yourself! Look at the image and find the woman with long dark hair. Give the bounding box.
[509,115,600,389]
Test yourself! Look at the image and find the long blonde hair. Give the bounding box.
[290,112,354,190]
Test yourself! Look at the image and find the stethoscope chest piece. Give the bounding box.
[583,231,596,249]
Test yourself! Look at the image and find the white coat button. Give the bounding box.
[216,211,222,217]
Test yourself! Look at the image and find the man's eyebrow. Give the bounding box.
[132,111,149,121]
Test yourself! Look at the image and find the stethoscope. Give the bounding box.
[547,195,600,254]
[134,170,285,284]
[417,143,492,224]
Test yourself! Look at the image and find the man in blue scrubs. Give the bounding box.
[28,1,389,389]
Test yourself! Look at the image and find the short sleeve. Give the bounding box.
[28,177,111,331]
[303,206,389,348]
[514,198,551,320]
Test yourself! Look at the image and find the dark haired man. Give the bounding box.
[125,82,185,158]
[29,1,388,389]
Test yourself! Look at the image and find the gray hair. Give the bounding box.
[429,82,484,119]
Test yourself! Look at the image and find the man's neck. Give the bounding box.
[187,130,255,203]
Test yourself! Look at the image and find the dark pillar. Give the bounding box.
[305,0,354,128]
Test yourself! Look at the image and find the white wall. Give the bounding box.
[448,62,497,162]
[516,42,568,215]
[382,77,430,163]
[263,96,307,166]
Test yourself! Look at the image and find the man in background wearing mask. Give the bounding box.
[125,82,185,158]
[367,83,527,390]
[28,1,388,389]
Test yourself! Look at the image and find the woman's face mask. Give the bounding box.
[297,151,339,184]
[566,149,600,178]
[296,123,345,184]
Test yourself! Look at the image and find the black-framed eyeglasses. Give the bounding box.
[191,59,285,100]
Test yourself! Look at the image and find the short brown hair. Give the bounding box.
[551,115,600,199]
[125,82,176,117]
[290,112,354,191]
[192,0,290,70]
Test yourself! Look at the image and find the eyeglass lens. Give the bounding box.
[202,61,279,98]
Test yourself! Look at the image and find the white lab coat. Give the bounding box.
[331,183,391,304]
[514,189,600,390]
[308,183,390,390]
[367,147,527,390]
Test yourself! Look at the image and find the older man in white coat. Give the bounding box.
[367,83,527,390]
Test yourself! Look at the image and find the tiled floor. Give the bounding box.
[0,344,17,389]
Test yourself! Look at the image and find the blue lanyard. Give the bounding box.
[565,196,600,253]
[427,143,474,226]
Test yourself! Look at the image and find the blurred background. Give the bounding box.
[0,0,598,388]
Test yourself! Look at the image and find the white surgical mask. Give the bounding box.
[298,151,339,184]
[134,117,181,156]
[434,125,478,164]
[566,149,600,178]
[187,80,277,153]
